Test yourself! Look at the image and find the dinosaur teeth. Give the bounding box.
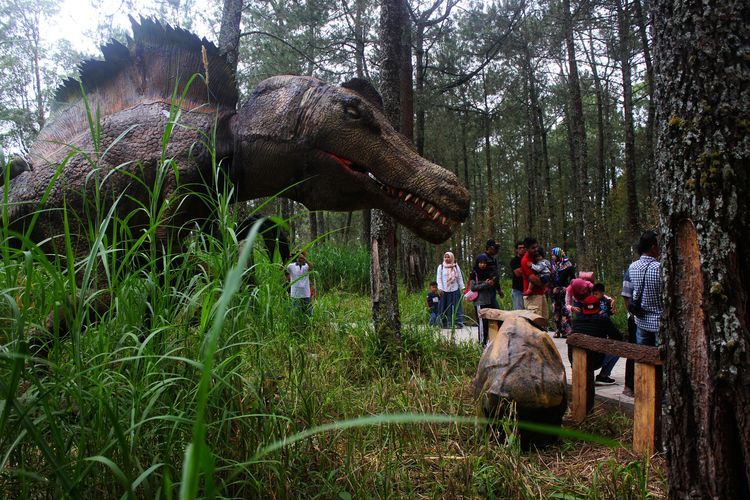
[427,206,435,215]
[441,216,447,225]
[404,193,412,202]
[432,212,440,221]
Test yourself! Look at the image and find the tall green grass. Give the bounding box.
[0,81,665,498]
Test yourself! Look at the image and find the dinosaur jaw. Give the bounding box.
[320,150,467,243]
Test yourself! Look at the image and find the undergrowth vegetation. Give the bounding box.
[0,95,665,498]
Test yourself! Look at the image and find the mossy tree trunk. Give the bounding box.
[653,0,750,496]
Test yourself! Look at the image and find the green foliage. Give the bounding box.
[308,243,370,293]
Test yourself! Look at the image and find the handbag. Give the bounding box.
[463,271,478,302]
[628,262,654,318]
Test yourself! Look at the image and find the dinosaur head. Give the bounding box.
[231,76,470,243]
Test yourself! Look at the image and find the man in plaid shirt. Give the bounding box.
[627,231,663,346]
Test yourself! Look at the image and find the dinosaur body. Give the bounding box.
[5,18,469,250]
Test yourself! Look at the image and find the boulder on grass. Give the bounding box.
[473,309,567,446]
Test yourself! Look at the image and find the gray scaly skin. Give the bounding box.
[4,18,469,252]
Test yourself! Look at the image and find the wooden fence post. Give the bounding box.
[571,347,591,423]
[633,363,663,454]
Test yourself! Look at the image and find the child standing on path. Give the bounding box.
[426,281,440,326]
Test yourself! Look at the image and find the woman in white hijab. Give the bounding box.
[435,251,465,328]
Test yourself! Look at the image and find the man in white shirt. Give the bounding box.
[287,251,313,315]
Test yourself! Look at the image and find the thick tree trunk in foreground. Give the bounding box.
[372,0,404,341]
[653,0,750,496]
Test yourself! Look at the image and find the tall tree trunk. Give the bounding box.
[414,25,426,155]
[525,48,552,243]
[317,212,326,240]
[30,15,44,131]
[309,211,318,241]
[218,0,243,75]
[562,0,589,262]
[653,0,750,496]
[372,0,404,342]
[354,0,367,79]
[482,72,495,237]
[617,0,640,240]
[398,13,426,292]
[633,0,655,183]
[354,0,371,247]
[586,30,607,216]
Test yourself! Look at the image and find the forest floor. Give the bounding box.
[2,278,668,498]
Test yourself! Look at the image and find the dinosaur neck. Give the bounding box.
[228,110,308,203]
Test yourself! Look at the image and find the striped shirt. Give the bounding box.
[627,256,663,332]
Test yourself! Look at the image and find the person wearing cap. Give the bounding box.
[569,295,623,384]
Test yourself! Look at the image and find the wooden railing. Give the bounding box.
[566,333,663,455]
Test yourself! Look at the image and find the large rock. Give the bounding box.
[473,309,567,445]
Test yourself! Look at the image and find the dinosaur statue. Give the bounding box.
[3,18,469,255]
[473,309,567,447]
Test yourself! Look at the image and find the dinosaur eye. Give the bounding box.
[344,104,361,119]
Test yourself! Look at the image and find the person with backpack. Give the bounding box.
[627,231,663,346]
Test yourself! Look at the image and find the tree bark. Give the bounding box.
[653,0,750,496]
[218,0,243,75]
[372,0,405,342]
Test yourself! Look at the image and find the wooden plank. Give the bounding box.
[633,363,663,454]
[567,333,663,365]
[571,347,591,423]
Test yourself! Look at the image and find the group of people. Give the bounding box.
[428,231,663,396]
[427,241,502,336]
